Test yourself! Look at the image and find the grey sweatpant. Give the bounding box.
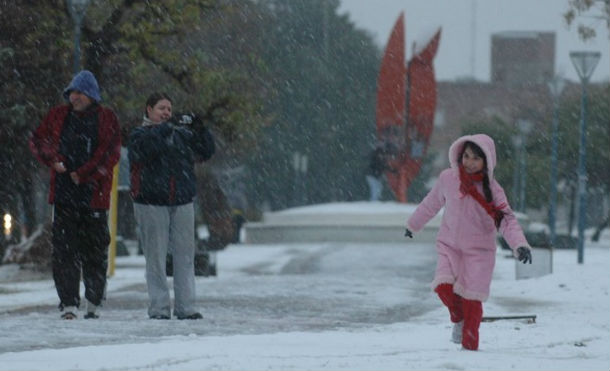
[134,202,197,318]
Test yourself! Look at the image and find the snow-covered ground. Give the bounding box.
[0,211,608,370]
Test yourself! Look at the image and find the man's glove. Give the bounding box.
[517,246,532,264]
[404,228,413,238]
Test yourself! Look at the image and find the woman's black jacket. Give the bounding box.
[128,121,215,206]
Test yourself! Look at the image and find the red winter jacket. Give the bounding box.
[29,104,121,209]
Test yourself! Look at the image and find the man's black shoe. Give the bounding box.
[84,312,99,319]
[177,312,203,320]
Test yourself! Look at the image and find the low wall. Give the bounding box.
[244,202,442,244]
[245,201,530,245]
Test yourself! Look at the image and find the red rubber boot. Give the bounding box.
[434,283,463,323]
[462,298,483,350]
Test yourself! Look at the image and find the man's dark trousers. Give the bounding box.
[52,204,110,309]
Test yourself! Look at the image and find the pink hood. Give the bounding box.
[448,134,497,180]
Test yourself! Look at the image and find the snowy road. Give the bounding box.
[0,242,438,354]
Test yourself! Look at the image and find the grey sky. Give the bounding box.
[338,0,609,83]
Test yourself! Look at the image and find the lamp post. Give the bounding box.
[547,76,565,248]
[516,119,532,212]
[569,51,600,264]
[511,135,522,208]
[67,0,90,74]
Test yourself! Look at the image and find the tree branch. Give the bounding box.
[139,46,192,92]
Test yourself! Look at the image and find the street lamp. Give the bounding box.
[569,51,600,264]
[547,75,565,248]
[511,135,522,208]
[517,119,532,212]
[67,0,90,74]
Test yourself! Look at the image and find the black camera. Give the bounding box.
[170,112,200,126]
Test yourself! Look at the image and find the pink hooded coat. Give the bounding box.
[406,134,530,302]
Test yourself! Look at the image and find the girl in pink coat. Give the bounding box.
[405,134,532,351]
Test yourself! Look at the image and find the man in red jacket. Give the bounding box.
[29,70,121,320]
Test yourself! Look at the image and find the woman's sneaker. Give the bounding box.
[177,312,203,320]
[452,321,464,344]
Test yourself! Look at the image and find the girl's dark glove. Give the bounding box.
[404,228,413,238]
[517,246,532,264]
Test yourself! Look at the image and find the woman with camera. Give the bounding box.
[128,92,215,320]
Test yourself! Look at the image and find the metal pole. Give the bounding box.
[73,20,82,74]
[300,155,308,205]
[576,83,588,264]
[549,98,559,247]
[519,139,527,212]
[512,136,521,208]
[293,152,300,207]
[67,0,90,74]
[569,50,600,262]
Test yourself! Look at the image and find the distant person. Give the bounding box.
[128,93,215,320]
[196,169,234,252]
[591,214,609,242]
[365,145,389,201]
[404,134,532,351]
[227,182,248,244]
[29,70,121,320]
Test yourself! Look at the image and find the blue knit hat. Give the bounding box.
[62,70,101,102]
